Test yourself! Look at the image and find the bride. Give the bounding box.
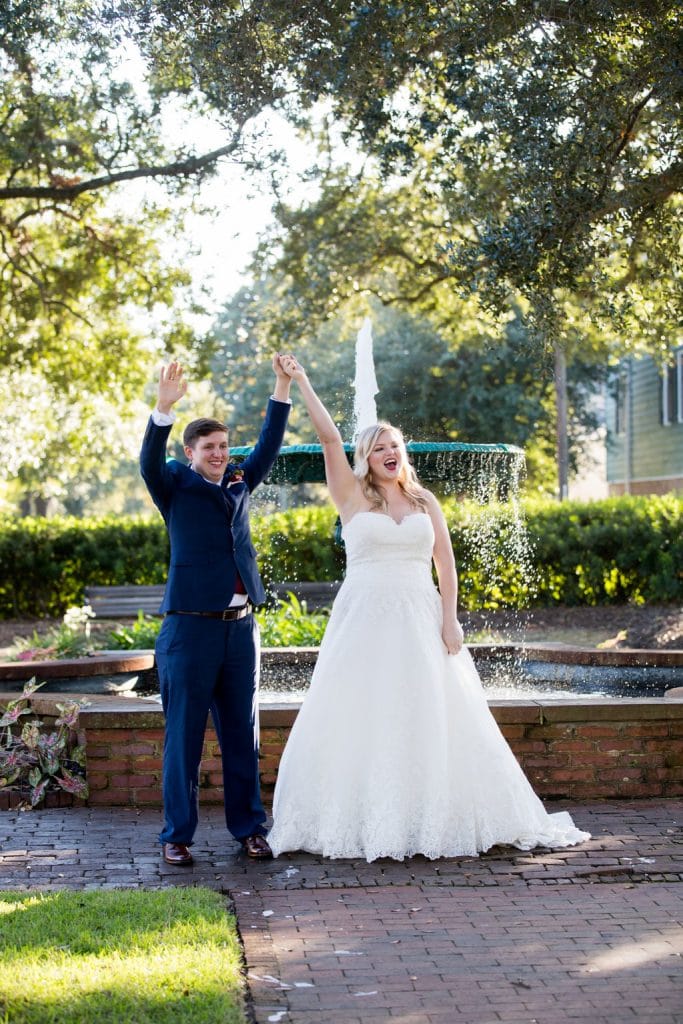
[268,355,590,862]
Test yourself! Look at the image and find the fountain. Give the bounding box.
[230,318,525,499]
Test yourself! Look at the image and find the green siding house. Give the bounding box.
[606,350,683,495]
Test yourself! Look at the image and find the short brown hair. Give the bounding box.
[183,418,229,448]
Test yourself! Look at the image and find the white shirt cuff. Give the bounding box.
[270,395,292,405]
[151,407,176,426]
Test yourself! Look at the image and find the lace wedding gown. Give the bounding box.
[268,511,590,862]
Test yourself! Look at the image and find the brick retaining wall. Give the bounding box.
[14,694,678,809]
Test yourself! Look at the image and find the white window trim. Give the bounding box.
[661,351,682,426]
[662,365,670,426]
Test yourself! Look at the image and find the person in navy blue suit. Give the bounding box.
[140,356,291,865]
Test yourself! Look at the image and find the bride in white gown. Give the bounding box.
[268,356,590,862]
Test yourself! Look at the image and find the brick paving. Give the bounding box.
[1,800,682,1023]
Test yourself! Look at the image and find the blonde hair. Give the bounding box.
[353,422,428,512]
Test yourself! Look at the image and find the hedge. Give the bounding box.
[0,515,169,618]
[0,494,680,619]
[449,494,683,609]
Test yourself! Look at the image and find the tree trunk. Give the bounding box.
[554,344,569,501]
[19,492,51,517]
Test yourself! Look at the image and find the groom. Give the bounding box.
[140,355,291,865]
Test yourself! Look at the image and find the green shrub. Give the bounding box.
[0,495,680,619]
[443,498,538,610]
[106,612,164,651]
[251,506,344,588]
[442,494,683,608]
[0,514,168,618]
[521,494,683,606]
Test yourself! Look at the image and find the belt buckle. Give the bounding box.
[221,608,233,621]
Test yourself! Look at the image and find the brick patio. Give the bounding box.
[1,799,681,1023]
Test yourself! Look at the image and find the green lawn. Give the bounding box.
[0,888,248,1024]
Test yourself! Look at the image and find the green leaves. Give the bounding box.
[256,594,330,647]
[0,2,215,511]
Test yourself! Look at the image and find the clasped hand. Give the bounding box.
[278,354,306,381]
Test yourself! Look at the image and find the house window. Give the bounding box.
[661,348,683,426]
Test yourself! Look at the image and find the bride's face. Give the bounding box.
[367,429,404,483]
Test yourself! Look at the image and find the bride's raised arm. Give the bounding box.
[278,355,358,516]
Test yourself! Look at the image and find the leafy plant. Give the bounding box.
[11,605,96,661]
[0,679,88,807]
[107,611,163,650]
[256,593,329,647]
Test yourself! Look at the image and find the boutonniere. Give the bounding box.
[226,467,244,487]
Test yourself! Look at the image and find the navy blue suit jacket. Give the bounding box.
[140,398,289,612]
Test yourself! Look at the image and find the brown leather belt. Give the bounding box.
[166,603,252,621]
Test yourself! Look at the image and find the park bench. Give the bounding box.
[271,581,340,610]
[84,585,166,618]
[84,581,341,618]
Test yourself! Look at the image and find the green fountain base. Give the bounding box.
[230,442,525,496]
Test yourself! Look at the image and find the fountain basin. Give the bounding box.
[2,650,681,809]
[0,651,156,695]
[1,690,680,809]
[0,645,679,699]
[230,441,525,497]
[257,644,683,702]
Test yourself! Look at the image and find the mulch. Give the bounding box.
[457,604,683,649]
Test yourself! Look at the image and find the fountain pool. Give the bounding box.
[256,645,682,704]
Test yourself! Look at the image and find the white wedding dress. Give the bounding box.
[268,511,590,862]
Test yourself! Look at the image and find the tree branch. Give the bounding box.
[0,136,245,201]
[595,159,683,220]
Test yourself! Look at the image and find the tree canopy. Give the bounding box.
[116,0,682,346]
[1,1,680,509]
[0,1,225,507]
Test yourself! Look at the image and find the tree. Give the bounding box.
[117,0,681,340]
[241,161,617,485]
[3,2,680,504]
[224,0,680,497]
[0,1,224,510]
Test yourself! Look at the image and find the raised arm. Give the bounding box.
[140,360,189,515]
[278,355,359,517]
[271,351,293,404]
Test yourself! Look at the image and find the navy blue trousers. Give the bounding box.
[154,612,266,846]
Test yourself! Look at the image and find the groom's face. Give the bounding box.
[185,430,229,483]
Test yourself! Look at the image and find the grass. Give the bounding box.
[0,887,248,1024]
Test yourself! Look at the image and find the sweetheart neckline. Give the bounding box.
[344,511,429,529]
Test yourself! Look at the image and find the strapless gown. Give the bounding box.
[268,511,590,861]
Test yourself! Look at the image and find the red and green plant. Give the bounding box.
[0,678,88,807]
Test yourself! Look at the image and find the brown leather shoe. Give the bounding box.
[163,842,193,866]
[241,834,273,859]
